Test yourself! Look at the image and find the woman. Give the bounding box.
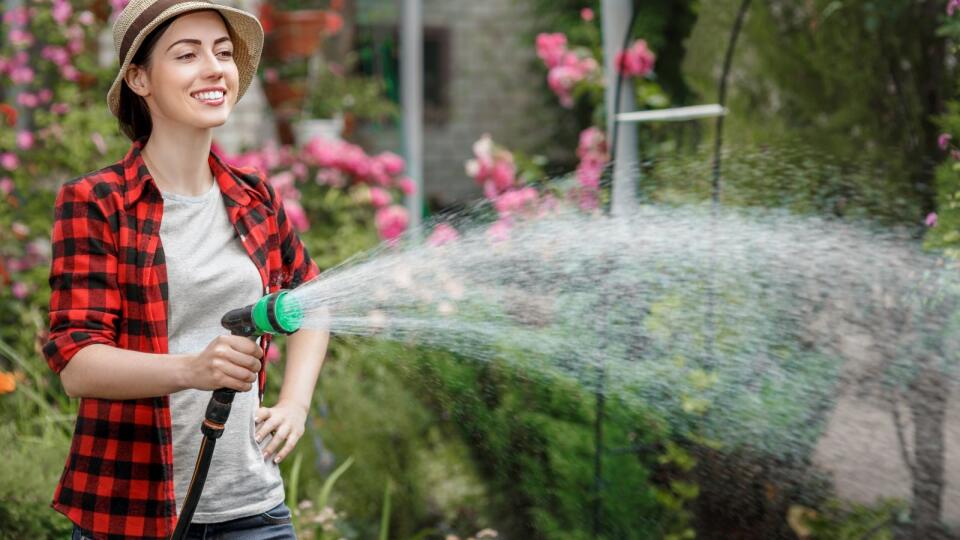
[43,1,328,538]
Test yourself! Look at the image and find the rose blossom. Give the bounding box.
[369,187,392,208]
[375,205,409,242]
[427,223,459,246]
[16,131,34,150]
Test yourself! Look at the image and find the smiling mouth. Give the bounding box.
[191,90,226,105]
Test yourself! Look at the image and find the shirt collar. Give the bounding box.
[122,138,265,210]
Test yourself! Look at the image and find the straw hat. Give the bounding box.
[106,0,263,117]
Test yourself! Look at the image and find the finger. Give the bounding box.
[219,375,254,393]
[224,335,264,358]
[255,407,271,424]
[221,349,262,374]
[256,414,282,443]
[215,358,259,385]
[263,423,291,459]
[273,428,302,464]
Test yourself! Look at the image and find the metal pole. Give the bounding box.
[400,0,424,232]
[711,0,751,208]
[601,0,638,217]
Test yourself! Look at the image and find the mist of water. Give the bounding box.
[285,194,960,460]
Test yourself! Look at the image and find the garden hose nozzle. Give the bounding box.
[220,290,304,337]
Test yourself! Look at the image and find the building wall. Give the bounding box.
[417,0,554,207]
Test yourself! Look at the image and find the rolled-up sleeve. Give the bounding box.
[267,182,320,289]
[43,181,121,373]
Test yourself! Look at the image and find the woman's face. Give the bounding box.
[130,10,240,131]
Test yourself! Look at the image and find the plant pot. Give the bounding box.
[267,10,332,61]
[294,116,344,146]
[262,79,307,112]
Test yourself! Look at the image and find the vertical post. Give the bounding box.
[601,0,638,216]
[401,0,424,232]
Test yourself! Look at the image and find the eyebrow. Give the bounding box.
[166,36,232,52]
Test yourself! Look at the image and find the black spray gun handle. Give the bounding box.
[202,324,253,439]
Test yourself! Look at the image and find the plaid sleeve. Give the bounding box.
[43,180,121,373]
[267,182,320,289]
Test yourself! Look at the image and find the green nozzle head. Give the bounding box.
[221,290,303,337]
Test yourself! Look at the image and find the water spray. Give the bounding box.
[170,290,302,539]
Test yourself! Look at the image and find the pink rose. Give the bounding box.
[369,187,392,208]
[0,177,14,195]
[581,8,595,21]
[616,40,656,78]
[42,46,70,67]
[10,66,34,84]
[9,29,34,48]
[3,7,30,26]
[265,344,281,363]
[375,152,405,176]
[925,212,938,228]
[949,0,960,16]
[487,219,512,242]
[939,133,952,151]
[52,0,73,24]
[427,223,459,246]
[490,160,517,193]
[283,199,310,232]
[11,282,28,300]
[397,177,416,195]
[61,65,80,82]
[16,93,39,108]
[111,0,131,18]
[494,187,538,218]
[536,33,568,69]
[51,103,71,115]
[78,10,95,26]
[269,171,297,196]
[375,205,409,242]
[37,89,53,103]
[1,153,20,171]
[16,131,34,150]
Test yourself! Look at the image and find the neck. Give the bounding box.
[141,124,215,197]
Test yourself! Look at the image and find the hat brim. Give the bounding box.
[106,3,263,117]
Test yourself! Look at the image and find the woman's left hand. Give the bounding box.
[255,400,308,464]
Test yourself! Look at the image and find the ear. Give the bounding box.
[124,64,151,98]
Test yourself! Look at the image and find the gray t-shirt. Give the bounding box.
[160,181,285,523]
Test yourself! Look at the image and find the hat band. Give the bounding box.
[119,0,210,64]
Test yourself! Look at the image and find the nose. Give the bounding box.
[200,49,224,81]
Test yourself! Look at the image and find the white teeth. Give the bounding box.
[192,90,224,101]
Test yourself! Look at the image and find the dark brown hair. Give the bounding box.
[117,16,177,142]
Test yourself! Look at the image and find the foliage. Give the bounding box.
[264,338,496,538]
[303,70,399,122]
[930,7,960,257]
[684,0,943,223]
[786,499,907,540]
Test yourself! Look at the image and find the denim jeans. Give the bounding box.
[72,502,296,540]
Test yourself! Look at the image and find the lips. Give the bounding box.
[190,88,226,104]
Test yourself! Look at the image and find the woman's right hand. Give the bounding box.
[184,335,263,392]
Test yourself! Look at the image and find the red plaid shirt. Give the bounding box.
[43,140,319,539]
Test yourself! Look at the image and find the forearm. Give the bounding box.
[276,327,329,411]
[60,344,190,400]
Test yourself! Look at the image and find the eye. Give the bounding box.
[177,52,195,60]
[217,50,234,59]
